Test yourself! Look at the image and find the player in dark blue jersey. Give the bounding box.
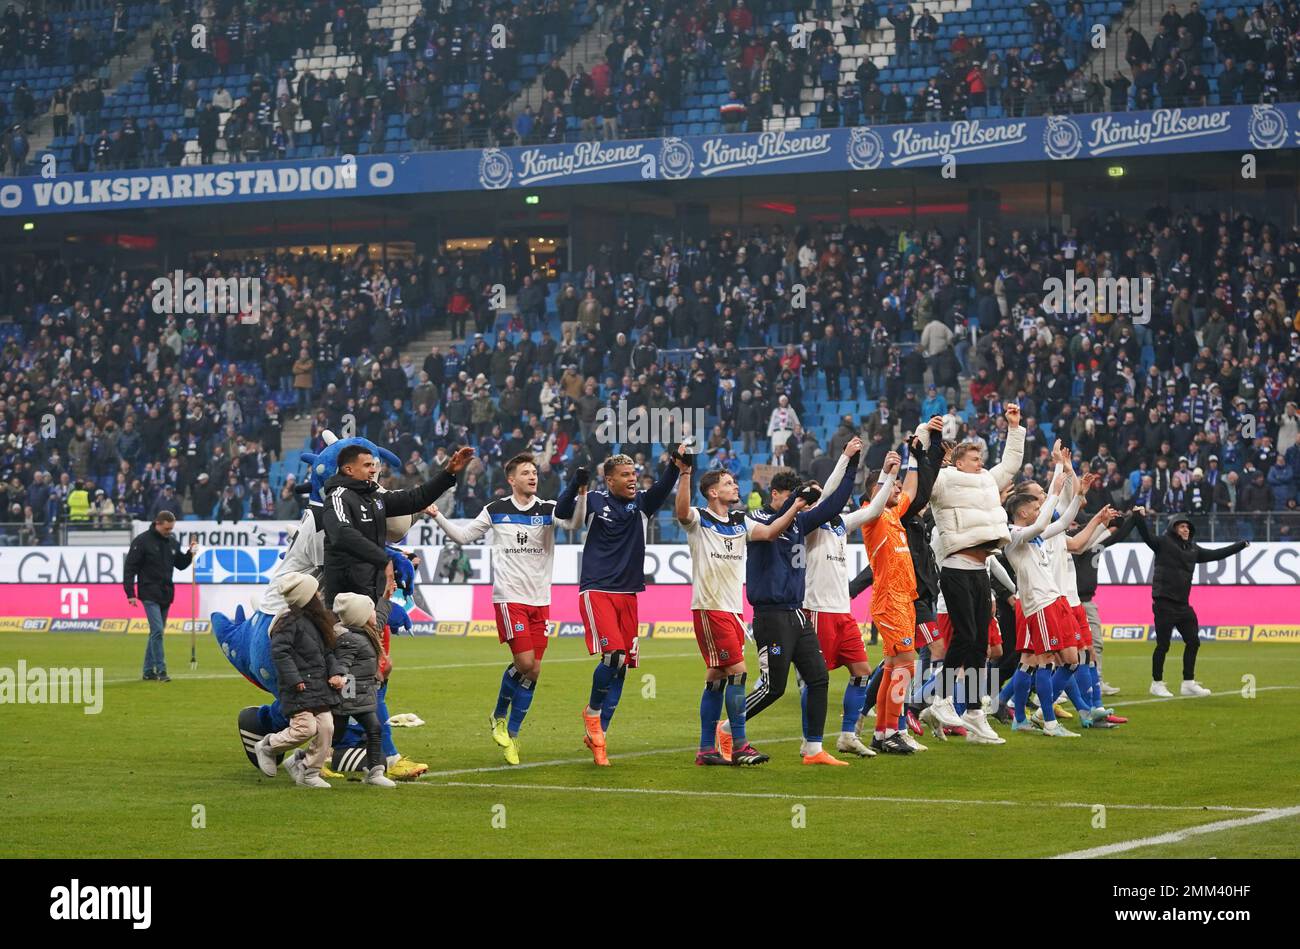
[561,449,681,766]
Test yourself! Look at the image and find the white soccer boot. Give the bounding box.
[918,704,947,739]
[1041,720,1080,738]
[900,730,928,752]
[932,696,965,728]
[837,732,877,757]
[961,708,1003,742]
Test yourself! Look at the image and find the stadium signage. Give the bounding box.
[698,130,833,175]
[516,141,653,185]
[1086,108,1232,156]
[890,119,1029,164]
[7,105,1300,216]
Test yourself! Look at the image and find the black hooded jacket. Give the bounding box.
[1133,514,1247,605]
[321,469,457,603]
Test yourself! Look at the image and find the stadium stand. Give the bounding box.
[5,207,1300,547]
[11,0,1300,170]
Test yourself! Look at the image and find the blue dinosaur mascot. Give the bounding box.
[212,430,468,781]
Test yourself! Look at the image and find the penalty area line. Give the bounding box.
[1050,805,1300,859]
[416,779,1273,814]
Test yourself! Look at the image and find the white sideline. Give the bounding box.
[420,779,1273,814]
[1109,685,1300,708]
[1050,805,1300,859]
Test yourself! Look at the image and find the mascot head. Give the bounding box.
[301,430,412,542]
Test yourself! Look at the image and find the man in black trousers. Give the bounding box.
[124,511,197,682]
[1133,513,1247,698]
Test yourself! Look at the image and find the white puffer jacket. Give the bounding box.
[927,425,1025,555]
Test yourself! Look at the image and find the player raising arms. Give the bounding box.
[926,403,1025,743]
[800,437,892,758]
[722,438,862,765]
[428,453,588,765]
[576,449,681,766]
[1014,448,1119,728]
[675,460,771,766]
[1002,468,1082,738]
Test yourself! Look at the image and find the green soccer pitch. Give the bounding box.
[1,632,1297,859]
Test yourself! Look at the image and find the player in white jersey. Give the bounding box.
[676,462,793,766]
[801,438,899,757]
[429,452,587,764]
[1002,468,1081,737]
[1016,447,1119,729]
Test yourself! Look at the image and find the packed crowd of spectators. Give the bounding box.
[0,0,147,176]
[3,0,584,175]
[6,202,1300,543]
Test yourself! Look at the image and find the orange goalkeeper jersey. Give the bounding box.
[860,492,918,629]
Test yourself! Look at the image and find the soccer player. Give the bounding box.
[575,449,681,766]
[897,420,965,738]
[1002,469,1081,738]
[721,438,862,765]
[675,461,773,766]
[1012,451,1118,728]
[428,453,588,765]
[1133,512,1248,698]
[801,436,895,757]
[860,451,968,752]
[1073,508,1141,698]
[927,404,1025,740]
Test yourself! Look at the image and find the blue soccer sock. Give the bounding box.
[1034,667,1058,722]
[494,664,520,719]
[588,661,616,712]
[841,675,870,733]
[699,680,725,751]
[1012,666,1033,723]
[508,676,536,736]
[1053,664,1090,713]
[998,671,1017,705]
[724,673,748,746]
[862,662,886,713]
[600,666,627,732]
[1089,663,1104,707]
[1072,664,1098,710]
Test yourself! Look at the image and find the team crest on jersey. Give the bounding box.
[771,645,782,656]
[1050,636,1059,646]
[514,622,524,632]
[719,649,730,661]
[626,502,636,511]
[901,636,913,647]
[531,515,544,526]
[600,637,609,647]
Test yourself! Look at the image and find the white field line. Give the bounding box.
[98,651,703,685]
[417,778,1273,814]
[1051,805,1300,859]
[1108,685,1300,708]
